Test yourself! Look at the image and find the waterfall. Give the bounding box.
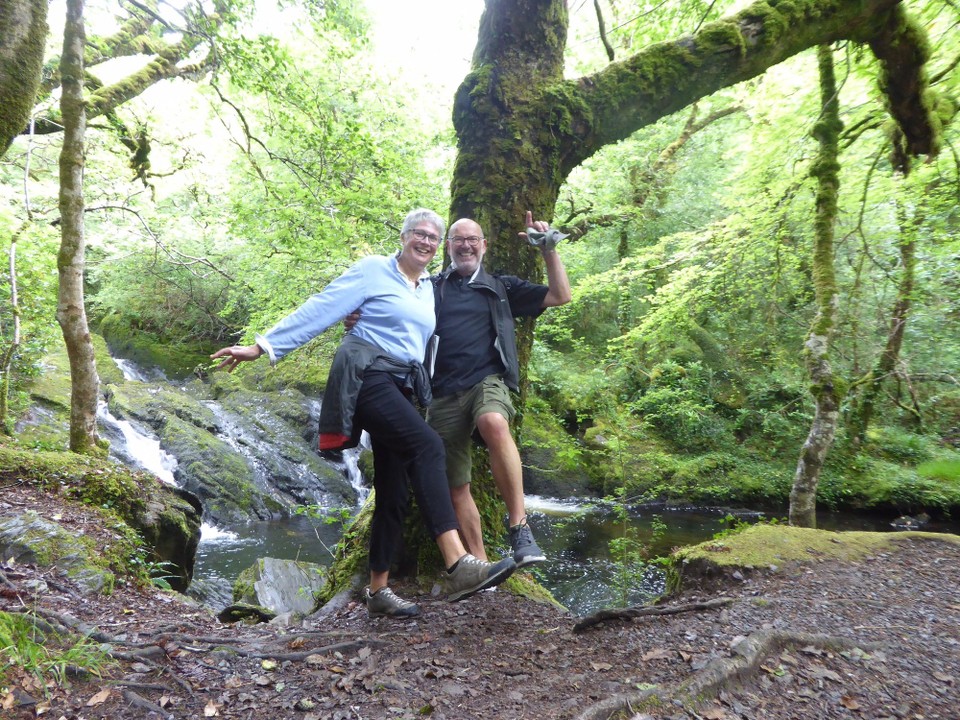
[97,400,178,486]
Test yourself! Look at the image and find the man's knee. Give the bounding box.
[476,411,512,445]
[450,484,473,504]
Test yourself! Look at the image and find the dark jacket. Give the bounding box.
[431,265,547,393]
[319,334,431,450]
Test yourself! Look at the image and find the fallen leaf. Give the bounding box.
[2,693,15,710]
[701,707,727,719]
[261,659,278,671]
[85,688,112,707]
[204,700,219,717]
[839,695,860,710]
[933,672,954,684]
[289,637,306,649]
[590,662,612,671]
[641,648,673,662]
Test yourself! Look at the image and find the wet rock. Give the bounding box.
[234,557,327,616]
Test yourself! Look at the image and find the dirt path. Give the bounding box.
[3,488,959,719]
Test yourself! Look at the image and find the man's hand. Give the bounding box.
[344,309,361,332]
[210,344,262,372]
[519,209,567,251]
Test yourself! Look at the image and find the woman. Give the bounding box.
[212,209,516,618]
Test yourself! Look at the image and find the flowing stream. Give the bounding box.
[100,358,959,616]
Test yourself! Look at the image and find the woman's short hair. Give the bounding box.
[401,208,445,239]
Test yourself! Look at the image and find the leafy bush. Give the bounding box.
[629,361,727,451]
[863,427,938,464]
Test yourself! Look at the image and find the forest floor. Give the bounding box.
[3,482,960,720]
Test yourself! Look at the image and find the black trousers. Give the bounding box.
[353,370,460,573]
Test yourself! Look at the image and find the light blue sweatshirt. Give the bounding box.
[256,254,435,365]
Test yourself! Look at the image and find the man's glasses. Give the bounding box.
[449,235,484,247]
[408,228,441,244]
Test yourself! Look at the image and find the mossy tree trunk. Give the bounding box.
[57,0,102,455]
[789,45,843,529]
[0,0,47,156]
[323,0,942,592]
[450,0,937,540]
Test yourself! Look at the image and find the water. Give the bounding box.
[103,357,960,617]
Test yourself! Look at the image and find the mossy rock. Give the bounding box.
[158,414,280,524]
[18,334,124,450]
[106,381,219,433]
[98,311,212,380]
[0,446,201,590]
[666,523,960,595]
[0,510,115,595]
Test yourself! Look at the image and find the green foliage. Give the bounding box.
[0,215,62,423]
[606,487,666,607]
[0,611,115,692]
[917,458,960,484]
[629,361,727,451]
[863,426,938,464]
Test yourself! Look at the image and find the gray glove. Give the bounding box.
[526,227,568,251]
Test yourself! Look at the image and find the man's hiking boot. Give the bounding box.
[365,586,420,618]
[446,554,516,602]
[509,517,546,568]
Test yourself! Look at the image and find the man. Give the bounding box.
[426,210,571,567]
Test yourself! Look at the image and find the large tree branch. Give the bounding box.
[556,0,935,175]
[32,32,219,135]
[30,1,223,136]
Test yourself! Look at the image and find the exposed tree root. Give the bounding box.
[573,597,735,633]
[575,629,884,720]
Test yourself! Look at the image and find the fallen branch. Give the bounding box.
[226,639,389,661]
[573,597,735,632]
[120,688,174,719]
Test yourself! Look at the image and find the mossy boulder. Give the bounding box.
[158,413,276,524]
[233,557,328,616]
[0,446,201,591]
[0,511,115,594]
[98,311,212,380]
[666,523,960,595]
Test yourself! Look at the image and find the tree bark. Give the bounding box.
[0,0,48,156]
[57,0,102,455]
[789,45,843,528]
[0,226,22,434]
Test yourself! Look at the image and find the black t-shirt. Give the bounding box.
[432,274,503,397]
[431,271,548,397]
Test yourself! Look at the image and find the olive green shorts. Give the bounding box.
[426,375,516,489]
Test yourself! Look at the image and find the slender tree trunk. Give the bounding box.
[0,0,48,156]
[0,226,22,434]
[57,0,102,454]
[789,45,843,528]
[849,185,918,443]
